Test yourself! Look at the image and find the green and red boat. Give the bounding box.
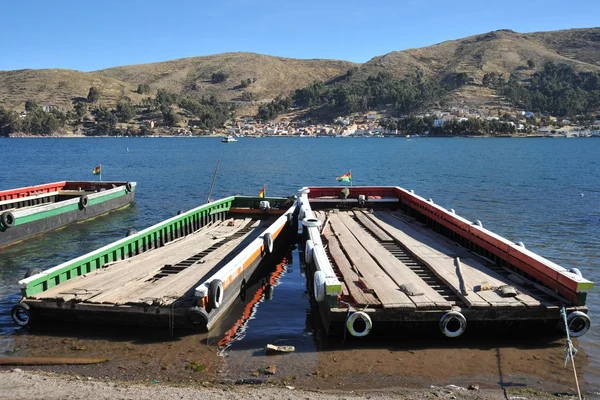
[0,181,136,248]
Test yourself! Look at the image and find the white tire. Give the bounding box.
[313,270,326,302]
[305,240,315,264]
[346,311,372,337]
[439,311,467,338]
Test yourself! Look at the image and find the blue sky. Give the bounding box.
[1,0,598,71]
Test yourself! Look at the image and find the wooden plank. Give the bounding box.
[33,220,230,301]
[369,211,491,308]
[34,218,249,303]
[338,212,452,310]
[328,213,415,310]
[389,212,543,308]
[91,219,256,304]
[324,228,380,307]
[354,211,393,242]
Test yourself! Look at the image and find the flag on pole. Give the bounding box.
[258,185,266,198]
[92,165,102,175]
[336,171,352,184]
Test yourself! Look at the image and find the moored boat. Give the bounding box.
[296,186,593,339]
[11,195,296,333]
[0,181,136,248]
[221,135,238,143]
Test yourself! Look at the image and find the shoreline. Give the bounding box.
[0,369,576,400]
[0,134,588,139]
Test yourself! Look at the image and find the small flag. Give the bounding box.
[336,171,352,183]
[92,165,102,175]
[258,185,266,198]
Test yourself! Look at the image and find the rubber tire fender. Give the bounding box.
[263,232,273,254]
[79,195,89,209]
[1,212,15,228]
[187,306,209,327]
[24,267,43,279]
[439,311,467,338]
[11,303,31,327]
[208,279,224,310]
[313,270,326,302]
[305,239,315,264]
[346,311,373,337]
[566,311,591,338]
[126,182,133,192]
[126,228,137,237]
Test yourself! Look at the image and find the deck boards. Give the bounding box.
[324,228,381,307]
[387,212,543,308]
[337,212,452,310]
[328,213,415,310]
[34,217,261,306]
[370,211,542,309]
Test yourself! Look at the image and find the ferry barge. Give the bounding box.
[11,195,296,333]
[297,186,593,338]
[0,181,136,247]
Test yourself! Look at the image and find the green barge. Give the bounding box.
[12,195,296,333]
[0,181,136,248]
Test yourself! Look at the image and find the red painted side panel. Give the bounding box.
[0,181,67,202]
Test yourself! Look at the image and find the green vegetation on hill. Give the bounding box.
[293,70,445,115]
[496,63,600,116]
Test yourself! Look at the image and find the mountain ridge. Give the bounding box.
[1,27,599,113]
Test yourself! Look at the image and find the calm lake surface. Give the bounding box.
[0,137,598,391]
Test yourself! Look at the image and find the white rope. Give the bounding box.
[560,307,582,400]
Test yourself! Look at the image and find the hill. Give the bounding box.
[1,28,599,118]
[95,52,356,105]
[351,28,600,110]
[0,69,145,110]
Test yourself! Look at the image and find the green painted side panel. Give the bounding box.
[14,189,128,227]
[23,196,235,297]
[14,203,80,226]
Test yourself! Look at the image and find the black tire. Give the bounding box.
[187,306,209,327]
[263,232,273,254]
[208,279,224,309]
[11,303,31,327]
[24,267,43,279]
[1,212,15,228]
[79,195,89,209]
[126,182,133,192]
[126,228,137,237]
[177,210,184,215]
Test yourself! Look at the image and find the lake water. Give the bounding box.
[0,137,599,392]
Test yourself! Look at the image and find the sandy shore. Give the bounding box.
[0,369,569,400]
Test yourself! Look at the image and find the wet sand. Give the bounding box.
[0,325,595,398]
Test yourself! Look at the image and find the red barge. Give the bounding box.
[297,186,593,338]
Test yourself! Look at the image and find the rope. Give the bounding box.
[340,301,352,345]
[560,307,582,400]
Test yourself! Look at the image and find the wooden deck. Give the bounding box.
[33,216,272,307]
[315,209,560,314]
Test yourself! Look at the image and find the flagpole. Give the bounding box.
[99,164,102,182]
[350,169,352,187]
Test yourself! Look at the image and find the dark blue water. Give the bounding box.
[0,137,599,389]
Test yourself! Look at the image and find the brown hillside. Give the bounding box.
[1,28,600,114]
[95,52,356,102]
[357,28,600,82]
[0,69,144,110]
